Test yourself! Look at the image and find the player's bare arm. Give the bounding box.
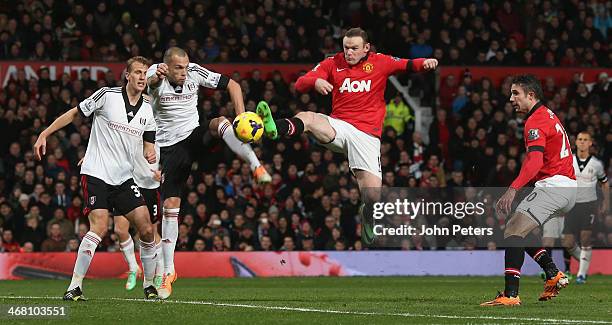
[147,63,168,88]
[33,107,80,160]
[143,141,156,164]
[601,181,610,215]
[227,78,246,115]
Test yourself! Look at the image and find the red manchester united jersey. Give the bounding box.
[297,52,418,137]
[523,103,576,182]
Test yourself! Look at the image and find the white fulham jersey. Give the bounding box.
[573,154,607,203]
[78,86,156,186]
[133,141,160,189]
[146,62,226,147]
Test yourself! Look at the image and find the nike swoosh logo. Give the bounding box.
[336,68,347,72]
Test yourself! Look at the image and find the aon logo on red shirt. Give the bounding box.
[339,78,371,93]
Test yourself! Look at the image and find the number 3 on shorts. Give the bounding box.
[130,185,142,197]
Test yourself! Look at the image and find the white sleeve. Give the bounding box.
[597,161,608,183]
[78,87,107,117]
[188,63,223,89]
[145,114,156,132]
[146,64,159,79]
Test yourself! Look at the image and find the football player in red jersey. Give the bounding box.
[482,75,577,306]
[256,27,438,244]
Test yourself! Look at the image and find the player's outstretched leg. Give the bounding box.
[64,210,109,301]
[525,247,569,300]
[256,101,278,139]
[115,216,141,291]
[210,117,271,184]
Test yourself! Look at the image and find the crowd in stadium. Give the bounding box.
[0,0,611,253]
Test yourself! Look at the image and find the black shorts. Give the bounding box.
[159,126,206,199]
[141,187,161,223]
[81,175,145,216]
[563,201,598,234]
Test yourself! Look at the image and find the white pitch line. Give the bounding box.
[0,295,610,324]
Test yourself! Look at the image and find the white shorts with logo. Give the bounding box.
[319,114,381,179]
[515,175,577,229]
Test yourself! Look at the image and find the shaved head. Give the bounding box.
[163,47,187,64]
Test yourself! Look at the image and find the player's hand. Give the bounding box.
[423,59,438,71]
[155,63,168,80]
[33,135,47,161]
[151,169,162,182]
[144,149,156,164]
[77,158,84,166]
[496,188,517,218]
[314,78,333,95]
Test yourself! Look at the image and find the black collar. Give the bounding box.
[122,86,143,123]
[575,154,592,172]
[524,101,543,120]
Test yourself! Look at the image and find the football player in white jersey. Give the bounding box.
[146,47,270,299]
[562,131,609,284]
[34,56,160,300]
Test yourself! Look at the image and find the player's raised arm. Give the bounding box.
[35,86,108,160]
[226,78,245,115]
[147,63,168,89]
[382,54,439,75]
[295,58,333,95]
[34,107,80,160]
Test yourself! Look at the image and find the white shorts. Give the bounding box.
[319,114,381,179]
[543,216,564,238]
[515,175,577,227]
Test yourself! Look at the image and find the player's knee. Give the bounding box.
[139,226,154,242]
[580,232,592,247]
[209,117,227,137]
[164,197,181,209]
[295,111,314,126]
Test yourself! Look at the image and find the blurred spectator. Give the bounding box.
[41,223,67,252]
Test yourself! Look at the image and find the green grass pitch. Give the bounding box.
[0,276,610,324]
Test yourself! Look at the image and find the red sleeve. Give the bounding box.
[295,58,333,93]
[510,151,544,189]
[381,54,428,75]
[524,119,547,152]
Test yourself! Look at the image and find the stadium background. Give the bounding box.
[0,0,610,279]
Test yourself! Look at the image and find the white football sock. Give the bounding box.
[119,236,139,273]
[68,231,101,291]
[155,241,164,277]
[162,207,179,274]
[219,119,260,171]
[577,246,592,278]
[140,239,158,288]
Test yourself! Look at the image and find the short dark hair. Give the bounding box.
[126,56,150,72]
[511,74,544,100]
[344,27,369,43]
[163,47,187,63]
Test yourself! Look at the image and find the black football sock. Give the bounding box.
[504,236,525,297]
[526,247,559,280]
[276,117,305,138]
